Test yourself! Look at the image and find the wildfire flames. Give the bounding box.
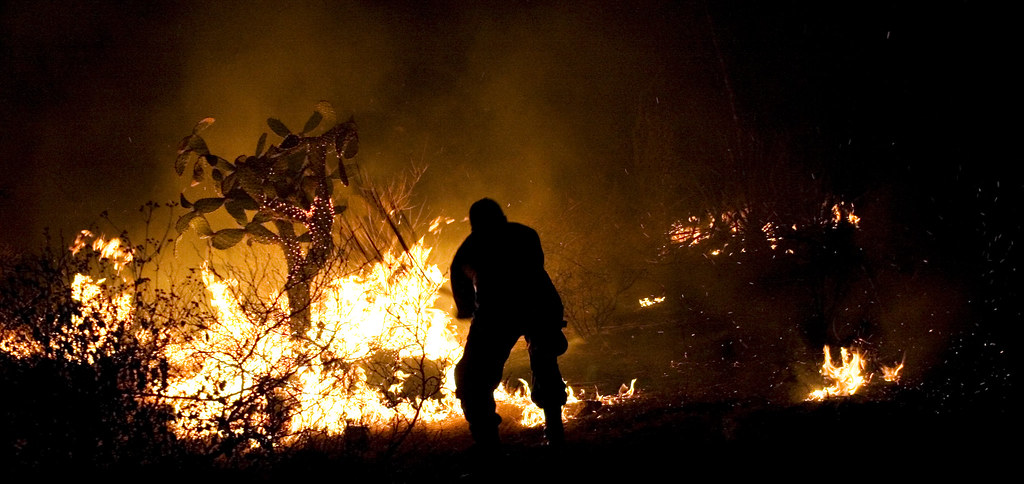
[2,231,636,448]
[162,243,464,440]
[70,230,134,272]
[667,202,860,257]
[881,362,904,383]
[0,271,136,361]
[664,203,910,402]
[639,296,665,308]
[807,346,867,401]
[806,346,903,401]
[160,240,638,440]
[509,378,638,427]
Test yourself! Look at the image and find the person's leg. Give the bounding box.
[526,329,568,445]
[542,406,564,446]
[455,322,520,446]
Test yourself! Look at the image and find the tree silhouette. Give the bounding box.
[175,101,358,335]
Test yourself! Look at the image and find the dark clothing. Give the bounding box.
[451,221,567,444]
[451,222,562,322]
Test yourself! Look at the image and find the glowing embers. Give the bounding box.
[666,209,757,257]
[668,211,744,252]
[806,346,904,401]
[427,216,455,234]
[669,215,714,247]
[639,296,665,308]
[666,201,861,257]
[830,202,860,228]
[0,330,35,359]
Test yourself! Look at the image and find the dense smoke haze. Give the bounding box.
[4,0,705,247]
[2,1,984,247]
[1,1,1016,395]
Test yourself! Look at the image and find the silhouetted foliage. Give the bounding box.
[175,101,359,334]
[0,231,179,468]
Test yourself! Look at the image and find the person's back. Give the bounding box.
[451,221,558,323]
[451,198,567,448]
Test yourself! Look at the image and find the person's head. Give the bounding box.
[469,198,507,232]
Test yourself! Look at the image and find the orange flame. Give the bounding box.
[807,346,868,401]
[70,230,134,272]
[638,296,665,308]
[668,201,862,256]
[881,361,904,383]
[806,346,906,401]
[161,243,465,440]
[510,378,638,427]
[3,229,639,446]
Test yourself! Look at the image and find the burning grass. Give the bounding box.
[0,221,641,464]
[161,242,464,446]
[806,345,904,401]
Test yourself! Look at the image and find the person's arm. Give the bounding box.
[450,241,476,319]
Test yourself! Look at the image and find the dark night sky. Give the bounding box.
[0,0,1015,294]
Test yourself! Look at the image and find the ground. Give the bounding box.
[210,310,1014,482]
[233,387,1011,482]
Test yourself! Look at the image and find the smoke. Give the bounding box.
[158,1,726,271]
[2,1,1007,396]
[2,1,726,251]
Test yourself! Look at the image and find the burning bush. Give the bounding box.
[0,223,179,468]
[160,243,465,456]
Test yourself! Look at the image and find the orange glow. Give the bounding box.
[510,378,637,427]
[668,201,863,256]
[427,216,455,234]
[2,228,638,445]
[70,230,134,272]
[639,296,665,308]
[829,202,860,228]
[881,361,904,383]
[807,346,868,401]
[161,242,466,440]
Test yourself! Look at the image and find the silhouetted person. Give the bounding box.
[452,198,568,449]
